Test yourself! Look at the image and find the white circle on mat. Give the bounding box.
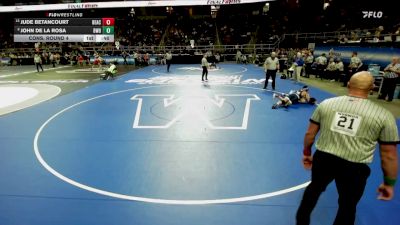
[34,85,310,205]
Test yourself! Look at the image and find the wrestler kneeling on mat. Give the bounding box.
[272,86,317,109]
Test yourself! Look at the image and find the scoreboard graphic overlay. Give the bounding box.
[14,18,114,42]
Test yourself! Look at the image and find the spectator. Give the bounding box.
[336,58,345,82]
[315,53,327,79]
[34,53,43,72]
[49,52,56,67]
[304,51,314,78]
[236,50,242,64]
[325,58,338,81]
[294,52,304,82]
[344,52,363,87]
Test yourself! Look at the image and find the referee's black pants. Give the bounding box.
[263,69,277,90]
[35,63,43,72]
[167,60,171,72]
[296,151,370,225]
[202,66,208,80]
[378,77,397,101]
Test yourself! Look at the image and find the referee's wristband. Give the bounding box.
[303,148,312,156]
[384,176,397,186]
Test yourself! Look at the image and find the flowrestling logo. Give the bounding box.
[362,11,383,18]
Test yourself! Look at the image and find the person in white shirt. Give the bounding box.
[49,52,55,68]
[315,53,327,79]
[378,57,400,101]
[201,55,208,81]
[343,52,363,86]
[263,52,280,90]
[336,58,345,82]
[34,53,43,72]
[336,58,344,72]
[325,58,338,81]
[55,52,61,65]
[294,52,305,82]
[304,52,314,78]
[165,51,172,72]
[133,51,139,66]
[236,50,242,64]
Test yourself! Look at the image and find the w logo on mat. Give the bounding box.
[131,94,260,130]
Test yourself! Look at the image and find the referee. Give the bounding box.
[201,54,208,81]
[378,57,400,102]
[296,71,399,225]
[263,52,279,90]
[165,51,172,72]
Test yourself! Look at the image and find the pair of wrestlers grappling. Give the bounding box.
[272,86,317,109]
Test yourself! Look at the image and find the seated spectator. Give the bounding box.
[78,54,84,67]
[315,53,327,78]
[325,58,338,81]
[343,51,363,86]
[336,58,345,81]
[91,55,104,71]
[304,51,314,78]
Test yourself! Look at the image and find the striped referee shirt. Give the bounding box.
[384,63,400,79]
[311,96,399,163]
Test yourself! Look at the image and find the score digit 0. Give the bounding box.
[102,26,114,34]
[102,18,115,26]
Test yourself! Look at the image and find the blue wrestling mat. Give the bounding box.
[0,64,399,225]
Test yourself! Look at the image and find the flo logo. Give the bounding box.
[362,11,383,18]
[131,94,260,130]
